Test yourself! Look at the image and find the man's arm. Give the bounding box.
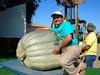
[27,24,51,30]
[59,34,72,48]
[81,44,90,53]
[37,26,50,30]
[53,34,72,54]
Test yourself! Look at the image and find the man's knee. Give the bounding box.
[60,58,69,67]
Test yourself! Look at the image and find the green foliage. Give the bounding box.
[85,68,100,75]
[26,0,58,24]
[26,0,41,24]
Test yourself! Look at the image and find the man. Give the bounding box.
[81,23,97,67]
[38,11,81,75]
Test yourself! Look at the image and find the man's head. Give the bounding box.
[87,23,96,32]
[51,11,64,25]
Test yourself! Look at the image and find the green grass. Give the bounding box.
[85,68,100,75]
[0,58,19,75]
[0,58,16,62]
[0,58,100,75]
[0,67,19,75]
[0,66,100,75]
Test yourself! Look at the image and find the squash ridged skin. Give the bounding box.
[16,30,61,71]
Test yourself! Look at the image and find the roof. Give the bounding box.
[0,0,25,11]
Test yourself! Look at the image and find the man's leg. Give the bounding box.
[78,61,86,75]
[84,55,96,67]
[60,45,81,75]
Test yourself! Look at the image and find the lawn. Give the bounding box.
[0,58,100,75]
[0,58,19,75]
[85,68,100,75]
[0,67,19,75]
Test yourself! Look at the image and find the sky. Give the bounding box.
[31,0,100,32]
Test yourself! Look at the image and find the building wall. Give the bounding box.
[0,4,25,38]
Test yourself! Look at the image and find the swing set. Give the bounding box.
[57,0,86,41]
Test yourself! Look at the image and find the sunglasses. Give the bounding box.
[53,16,62,19]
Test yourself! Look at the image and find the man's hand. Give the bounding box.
[81,44,90,54]
[52,45,62,54]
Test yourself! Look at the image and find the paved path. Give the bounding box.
[94,44,100,68]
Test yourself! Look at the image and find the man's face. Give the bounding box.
[53,15,63,25]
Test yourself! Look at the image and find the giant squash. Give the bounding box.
[16,30,61,71]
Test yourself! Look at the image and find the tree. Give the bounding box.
[26,0,41,24]
[26,0,60,24]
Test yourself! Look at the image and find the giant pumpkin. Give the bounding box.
[16,30,61,71]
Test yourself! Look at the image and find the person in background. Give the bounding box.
[37,10,81,75]
[81,23,97,68]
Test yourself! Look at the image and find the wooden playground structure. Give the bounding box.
[59,0,86,39]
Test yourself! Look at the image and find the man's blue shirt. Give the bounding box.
[50,21,78,47]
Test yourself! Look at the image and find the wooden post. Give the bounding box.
[64,5,67,19]
[75,3,78,39]
[63,0,85,39]
[69,5,72,19]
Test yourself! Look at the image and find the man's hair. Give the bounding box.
[87,23,96,32]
